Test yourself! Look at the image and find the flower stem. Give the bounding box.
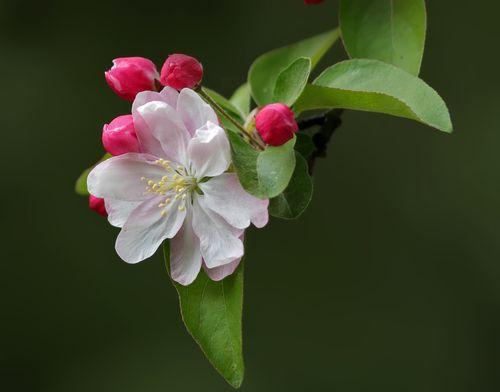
[197,87,264,150]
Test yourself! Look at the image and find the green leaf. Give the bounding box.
[163,242,244,389]
[269,153,313,220]
[202,87,245,122]
[227,132,296,199]
[295,59,452,133]
[248,29,340,106]
[295,132,315,158]
[273,57,311,106]
[230,83,251,117]
[75,153,111,196]
[340,0,426,75]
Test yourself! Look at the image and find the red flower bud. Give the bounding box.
[102,115,140,156]
[89,195,107,217]
[105,57,159,101]
[304,0,325,4]
[160,54,203,90]
[255,103,299,146]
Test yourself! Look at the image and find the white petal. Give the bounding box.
[87,153,165,201]
[203,257,241,282]
[177,88,218,136]
[132,87,179,113]
[192,195,244,268]
[115,195,186,264]
[132,87,179,157]
[105,199,141,228]
[170,207,202,286]
[199,173,269,229]
[137,101,190,165]
[203,233,244,281]
[187,122,231,178]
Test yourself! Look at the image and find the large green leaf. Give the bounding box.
[269,153,313,220]
[227,132,296,199]
[295,59,452,133]
[75,153,111,196]
[163,242,244,389]
[273,57,311,107]
[248,29,340,106]
[230,83,251,117]
[340,0,426,75]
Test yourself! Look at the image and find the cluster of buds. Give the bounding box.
[90,52,301,215]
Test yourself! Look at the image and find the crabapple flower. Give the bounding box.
[304,0,325,4]
[87,88,269,285]
[160,54,203,90]
[105,57,159,101]
[255,103,299,146]
[102,115,140,156]
[89,195,107,217]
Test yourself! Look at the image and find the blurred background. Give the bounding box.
[1,0,500,390]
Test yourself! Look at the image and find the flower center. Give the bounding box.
[141,158,196,216]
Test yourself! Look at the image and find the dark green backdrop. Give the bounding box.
[2,1,500,390]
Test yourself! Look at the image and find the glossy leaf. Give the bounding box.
[227,132,296,199]
[230,83,251,117]
[75,153,111,196]
[273,57,311,106]
[202,87,245,122]
[269,153,313,219]
[295,59,452,133]
[249,29,340,106]
[163,242,244,389]
[340,0,426,75]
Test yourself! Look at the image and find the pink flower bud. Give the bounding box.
[89,195,107,217]
[102,114,140,156]
[255,103,299,146]
[160,54,203,90]
[105,57,159,101]
[304,0,325,4]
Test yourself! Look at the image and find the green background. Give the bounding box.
[2,0,500,390]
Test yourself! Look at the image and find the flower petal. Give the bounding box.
[87,153,165,201]
[136,101,190,165]
[203,234,244,281]
[177,88,218,136]
[199,173,269,229]
[170,207,202,286]
[132,86,179,113]
[187,122,231,178]
[132,87,180,157]
[115,195,186,264]
[192,195,244,268]
[203,257,241,282]
[105,199,141,228]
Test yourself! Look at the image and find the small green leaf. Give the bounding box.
[340,0,426,75]
[249,29,340,106]
[202,87,245,122]
[227,132,296,199]
[230,83,251,117]
[269,153,313,220]
[163,242,244,389]
[273,57,311,106]
[295,132,315,158]
[75,153,111,196]
[295,59,452,133]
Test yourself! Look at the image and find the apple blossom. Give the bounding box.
[102,115,140,156]
[160,54,203,90]
[105,57,159,101]
[88,87,268,285]
[255,103,299,146]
